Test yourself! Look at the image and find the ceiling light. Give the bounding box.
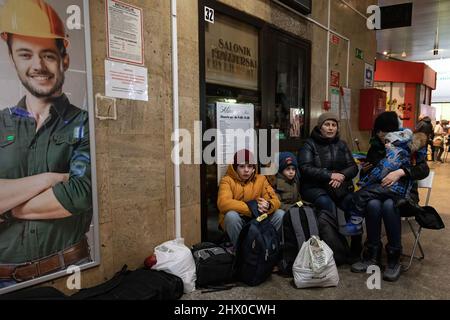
[383,51,388,55]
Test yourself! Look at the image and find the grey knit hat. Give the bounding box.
[317,112,339,128]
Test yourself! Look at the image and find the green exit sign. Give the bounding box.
[355,48,364,59]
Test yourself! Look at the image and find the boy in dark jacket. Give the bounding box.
[274,152,302,212]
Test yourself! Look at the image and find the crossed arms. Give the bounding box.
[0,173,71,221]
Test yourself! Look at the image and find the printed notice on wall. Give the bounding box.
[105,60,148,101]
[106,0,144,65]
[216,102,255,184]
[364,63,374,88]
[330,88,340,116]
[340,87,351,120]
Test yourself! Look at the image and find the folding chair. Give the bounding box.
[401,170,435,271]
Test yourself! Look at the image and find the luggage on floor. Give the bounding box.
[152,238,196,293]
[292,235,339,288]
[191,242,234,288]
[317,208,351,266]
[278,204,319,276]
[234,200,280,286]
[0,286,67,300]
[71,265,184,300]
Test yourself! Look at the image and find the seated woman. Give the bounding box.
[298,112,360,256]
[351,111,430,282]
[217,149,283,250]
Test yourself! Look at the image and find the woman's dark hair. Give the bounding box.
[373,111,400,135]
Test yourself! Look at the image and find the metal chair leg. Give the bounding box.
[408,221,425,259]
[401,221,424,271]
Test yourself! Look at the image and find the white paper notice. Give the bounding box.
[216,102,255,184]
[105,60,148,101]
[106,0,144,65]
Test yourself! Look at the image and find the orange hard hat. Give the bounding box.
[0,0,69,47]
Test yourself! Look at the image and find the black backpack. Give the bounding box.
[70,265,184,300]
[234,201,281,286]
[317,208,351,266]
[191,242,234,288]
[278,205,319,276]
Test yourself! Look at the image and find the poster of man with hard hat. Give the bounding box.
[0,0,99,293]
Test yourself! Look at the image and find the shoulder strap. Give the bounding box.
[246,200,260,219]
[289,207,307,247]
[303,206,319,237]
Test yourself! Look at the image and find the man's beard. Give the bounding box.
[19,70,65,98]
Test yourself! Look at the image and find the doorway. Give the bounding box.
[198,2,311,242]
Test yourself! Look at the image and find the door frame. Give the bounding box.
[198,0,312,241]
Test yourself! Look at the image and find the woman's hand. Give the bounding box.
[331,173,345,183]
[381,169,406,187]
[329,179,342,189]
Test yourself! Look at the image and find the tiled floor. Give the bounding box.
[183,161,450,300]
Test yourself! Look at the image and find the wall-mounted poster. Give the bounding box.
[0,0,99,294]
[289,108,301,137]
[216,102,255,185]
[106,0,144,65]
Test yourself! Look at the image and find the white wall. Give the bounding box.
[433,102,450,121]
[421,59,450,103]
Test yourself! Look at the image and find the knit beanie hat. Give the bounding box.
[373,111,400,134]
[278,152,298,173]
[317,112,339,128]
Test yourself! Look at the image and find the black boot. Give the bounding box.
[348,235,363,264]
[351,242,382,273]
[383,245,401,282]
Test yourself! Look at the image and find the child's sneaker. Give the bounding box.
[339,216,364,236]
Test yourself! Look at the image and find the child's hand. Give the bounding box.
[257,198,270,213]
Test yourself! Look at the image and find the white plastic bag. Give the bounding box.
[292,235,339,288]
[151,238,196,293]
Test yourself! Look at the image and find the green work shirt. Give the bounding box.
[0,94,92,264]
